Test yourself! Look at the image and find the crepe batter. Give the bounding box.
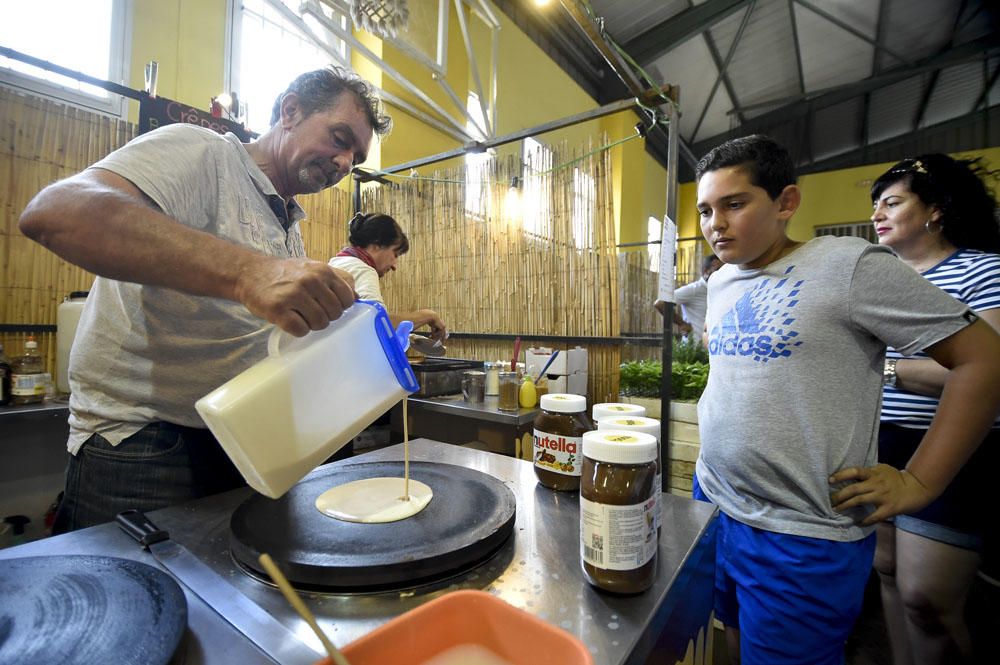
[315,396,434,523]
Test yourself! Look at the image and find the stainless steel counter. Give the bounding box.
[0,440,717,665]
[390,396,541,458]
[402,394,540,426]
[0,401,71,541]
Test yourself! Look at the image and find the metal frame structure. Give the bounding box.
[265,0,503,145]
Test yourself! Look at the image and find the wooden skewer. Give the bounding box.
[257,553,351,665]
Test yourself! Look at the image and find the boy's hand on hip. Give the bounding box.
[828,464,935,526]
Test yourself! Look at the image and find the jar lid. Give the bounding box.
[583,430,657,464]
[597,415,660,441]
[592,402,646,421]
[539,393,586,413]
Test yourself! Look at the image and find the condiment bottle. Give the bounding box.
[598,415,662,538]
[532,393,592,491]
[518,375,537,408]
[497,371,520,411]
[580,430,658,594]
[11,336,48,406]
[591,402,646,427]
[0,342,11,406]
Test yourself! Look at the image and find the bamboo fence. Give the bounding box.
[2,89,681,404]
[363,139,624,402]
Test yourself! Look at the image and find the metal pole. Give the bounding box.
[381,96,641,174]
[660,100,680,495]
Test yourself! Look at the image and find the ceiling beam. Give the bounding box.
[787,0,806,97]
[794,0,911,67]
[624,0,752,65]
[691,33,1000,155]
[692,1,756,141]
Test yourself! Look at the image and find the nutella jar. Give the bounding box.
[591,402,646,427]
[598,416,662,537]
[532,394,592,491]
[580,430,658,594]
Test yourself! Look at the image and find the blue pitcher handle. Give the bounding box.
[394,320,414,351]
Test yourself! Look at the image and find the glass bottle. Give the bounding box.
[497,371,520,411]
[11,336,47,405]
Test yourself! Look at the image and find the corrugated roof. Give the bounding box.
[496,0,1000,177]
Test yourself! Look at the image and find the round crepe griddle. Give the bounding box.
[230,461,516,591]
[0,555,186,665]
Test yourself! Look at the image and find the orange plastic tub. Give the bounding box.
[317,589,594,665]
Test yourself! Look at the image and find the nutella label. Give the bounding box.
[580,495,657,570]
[533,429,582,476]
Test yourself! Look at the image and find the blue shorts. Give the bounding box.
[693,475,876,665]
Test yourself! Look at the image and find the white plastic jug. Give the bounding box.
[56,291,89,394]
[195,301,418,498]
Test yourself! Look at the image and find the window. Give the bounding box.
[0,0,129,116]
[814,221,876,243]
[464,92,492,216]
[228,0,348,134]
[571,167,595,249]
[521,137,552,237]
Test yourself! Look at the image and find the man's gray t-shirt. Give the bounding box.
[696,236,972,542]
[67,124,307,454]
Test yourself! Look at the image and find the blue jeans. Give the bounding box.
[53,422,245,533]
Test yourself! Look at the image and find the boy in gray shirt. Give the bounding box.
[692,135,1000,664]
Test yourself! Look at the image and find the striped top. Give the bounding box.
[882,248,1000,429]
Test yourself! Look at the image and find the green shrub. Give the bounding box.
[619,339,710,401]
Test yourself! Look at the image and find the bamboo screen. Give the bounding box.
[0,87,351,376]
[0,87,135,372]
[362,140,626,402]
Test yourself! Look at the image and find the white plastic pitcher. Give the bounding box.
[195,301,418,498]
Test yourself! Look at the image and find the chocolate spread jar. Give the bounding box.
[598,415,662,538]
[580,430,658,594]
[590,402,646,427]
[532,394,592,491]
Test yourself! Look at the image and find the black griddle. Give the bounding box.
[230,461,516,591]
[0,555,187,665]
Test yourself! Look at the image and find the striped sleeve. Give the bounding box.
[882,249,1000,428]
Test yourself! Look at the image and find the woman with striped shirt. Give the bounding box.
[870,154,1000,665]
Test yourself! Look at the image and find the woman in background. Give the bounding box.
[870,153,1000,664]
[329,211,447,343]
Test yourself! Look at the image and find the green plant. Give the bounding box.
[619,339,710,401]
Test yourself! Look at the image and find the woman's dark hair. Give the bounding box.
[871,154,1000,252]
[348,212,409,254]
[270,65,392,137]
[695,134,797,200]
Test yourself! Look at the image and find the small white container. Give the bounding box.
[591,402,646,425]
[56,291,88,394]
[195,301,418,499]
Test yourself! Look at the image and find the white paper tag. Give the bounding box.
[657,216,677,303]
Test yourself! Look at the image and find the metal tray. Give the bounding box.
[409,357,483,396]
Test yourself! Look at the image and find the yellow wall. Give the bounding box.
[128,0,226,114]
